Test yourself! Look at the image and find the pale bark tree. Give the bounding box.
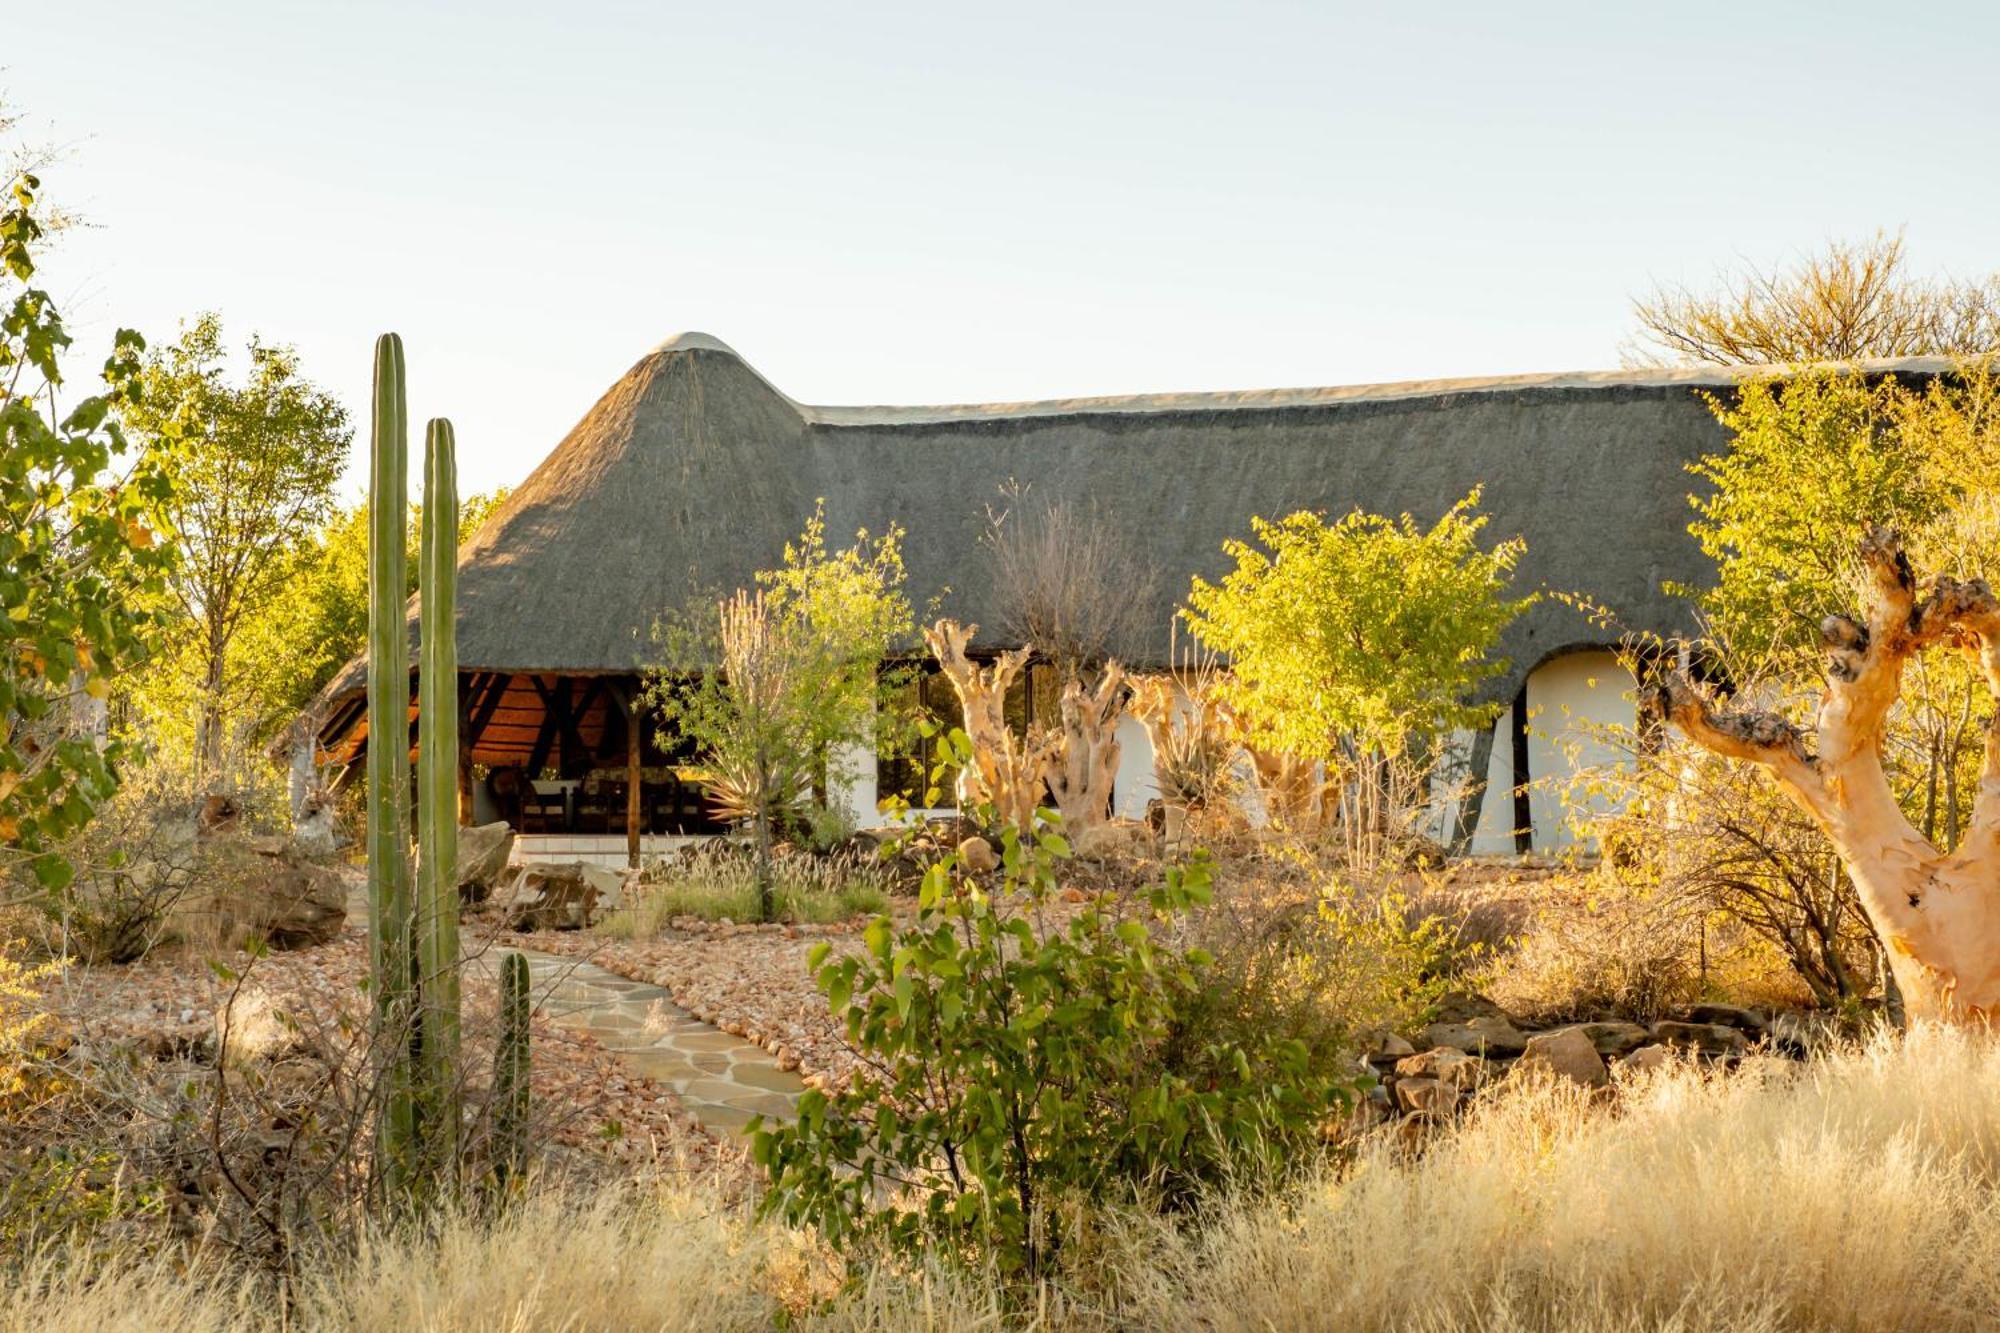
[925,619,1045,834]
[1647,527,2000,1022]
[1039,663,1124,833]
[925,618,1129,838]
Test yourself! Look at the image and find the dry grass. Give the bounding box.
[1121,1025,2000,1332]
[10,1026,2000,1329]
[600,847,890,936]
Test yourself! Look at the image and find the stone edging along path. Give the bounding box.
[464,948,807,1135]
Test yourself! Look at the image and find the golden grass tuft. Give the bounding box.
[9,1027,2000,1329]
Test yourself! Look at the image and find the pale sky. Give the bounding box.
[12,1,2000,499]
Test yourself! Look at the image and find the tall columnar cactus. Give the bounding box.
[417,417,463,1172]
[365,333,417,1187]
[367,334,475,1197]
[493,949,532,1183]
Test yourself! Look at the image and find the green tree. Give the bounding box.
[1183,492,1529,860]
[753,784,1350,1283]
[235,487,508,737]
[124,313,349,785]
[649,503,913,918]
[0,168,175,890]
[1679,366,2000,849]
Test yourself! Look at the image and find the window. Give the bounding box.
[876,659,1059,809]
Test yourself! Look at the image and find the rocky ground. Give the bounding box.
[37,891,741,1178]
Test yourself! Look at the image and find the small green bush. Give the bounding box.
[751,810,1355,1282]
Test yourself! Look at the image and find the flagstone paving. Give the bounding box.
[467,947,807,1135]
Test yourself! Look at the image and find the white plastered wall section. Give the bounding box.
[1524,651,1635,851]
[1463,650,1638,854]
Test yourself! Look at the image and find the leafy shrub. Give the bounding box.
[752,809,1355,1282]
[1171,874,1469,1073]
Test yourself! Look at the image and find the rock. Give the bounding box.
[456,822,517,901]
[497,861,606,931]
[1556,1020,1652,1057]
[1422,1014,1529,1056]
[956,835,999,873]
[1650,1021,1747,1057]
[202,835,347,949]
[1395,1046,1486,1092]
[580,862,627,912]
[1073,818,1151,860]
[1686,1003,1767,1032]
[1619,1044,1671,1074]
[1393,1076,1460,1116]
[1431,991,1513,1025]
[1517,1026,1610,1088]
[1361,1028,1417,1063]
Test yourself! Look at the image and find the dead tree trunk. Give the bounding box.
[1646,527,2000,1023]
[1039,663,1126,835]
[925,619,1047,834]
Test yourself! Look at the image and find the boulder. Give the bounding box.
[1392,1076,1460,1117]
[497,861,608,931]
[1431,990,1514,1024]
[1073,818,1151,860]
[1517,1026,1610,1089]
[1650,1021,1747,1057]
[1686,1003,1767,1032]
[1361,1028,1417,1064]
[1618,1044,1672,1074]
[456,822,516,901]
[956,835,999,873]
[1555,1020,1652,1058]
[201,835,347,949]
[1395,1046,1486,1092]
[1422,1014,1529,1056]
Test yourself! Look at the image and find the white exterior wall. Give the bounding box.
[1112,712,1159,820]
[1467,712,1518,855]
[1524,650,1635,852]
[829,733,878,830]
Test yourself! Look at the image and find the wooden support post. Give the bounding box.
[457,671,479,826]
[1510,689,1534,855]
[611,681,643,869]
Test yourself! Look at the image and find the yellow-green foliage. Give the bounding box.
[1183,489,1530,761]
[0,943,56,1102]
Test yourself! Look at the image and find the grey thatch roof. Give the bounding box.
[317,335,1959,712]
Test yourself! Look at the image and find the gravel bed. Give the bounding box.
[37,918,738,1178]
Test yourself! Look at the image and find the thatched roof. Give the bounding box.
[316,335,1960,715]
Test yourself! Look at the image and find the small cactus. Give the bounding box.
[493,949,532,1182]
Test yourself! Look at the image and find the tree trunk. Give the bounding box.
[1647,526,2000,1023]
[926,619,1047,834]
[1039,662,1126,835]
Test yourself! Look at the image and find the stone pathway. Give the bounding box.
[467,947,807,1135]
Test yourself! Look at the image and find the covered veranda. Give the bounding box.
[315,670,726,867]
